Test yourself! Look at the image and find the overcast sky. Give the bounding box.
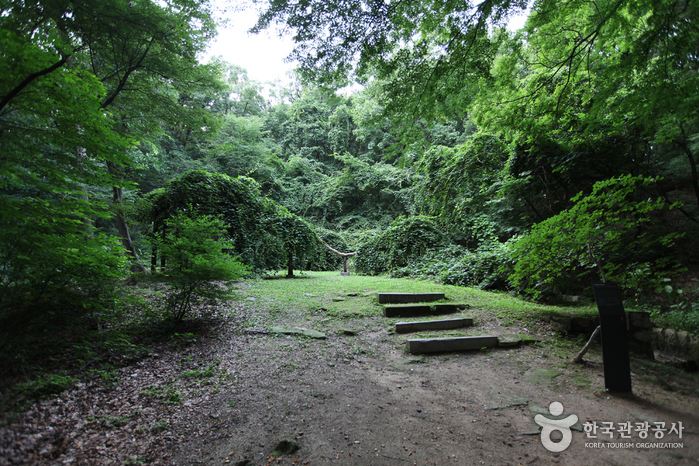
[202,2,529,87]
[203,3,297,85]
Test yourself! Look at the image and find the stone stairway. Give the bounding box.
[378,292,528,355]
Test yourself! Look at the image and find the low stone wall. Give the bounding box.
[549,311,654,358]
[652,327,699,361]
[547,311,698,362]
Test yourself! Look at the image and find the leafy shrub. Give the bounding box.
[508,175,682,298]
[652,303,699,335]
[438,242,514,290]
[649,279,699,334]
[355,216,449,275]
[14,374,76,403]
[0,228,129,329]
[139,170,320,275]
[266,206,319,276]
[151,212,250,321]
[383,242,513,290]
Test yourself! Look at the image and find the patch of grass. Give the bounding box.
[237,272,587,330]
[87,414,131,428]
[140,384,182,404]
[13,374,76,403]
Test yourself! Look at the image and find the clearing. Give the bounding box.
[2,272,697,465]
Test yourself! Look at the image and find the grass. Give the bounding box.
[236,271,590,333]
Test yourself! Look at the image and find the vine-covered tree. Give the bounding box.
[139,170,318,274]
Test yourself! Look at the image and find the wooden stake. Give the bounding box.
[573,325,601,363]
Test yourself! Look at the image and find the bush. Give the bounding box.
[139,170,320,275]
[438,242,513,290]
[355,216,448,275]
[151,212,250,321]
[508,175,682,298]
[0,228,129,329]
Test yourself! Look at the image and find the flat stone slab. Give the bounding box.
[377,292,445,304]
[524,368,563,386]
[384,304,462,317]
[270,327,327,339]
[395,318,473,334]
[498,333,522,347]
[408,336,498,354]
[383,305,433,317]
[486,391,529,410]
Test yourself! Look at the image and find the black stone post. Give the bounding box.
[592,282,632,392]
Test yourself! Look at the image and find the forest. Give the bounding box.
[1,0,699,417]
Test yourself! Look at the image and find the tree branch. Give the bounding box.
[0,53,71,112]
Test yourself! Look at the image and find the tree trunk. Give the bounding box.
[675,131,699,215]
[107,161,146,273]
[287,251,294,277]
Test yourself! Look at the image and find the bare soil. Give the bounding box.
[2,290,698,466]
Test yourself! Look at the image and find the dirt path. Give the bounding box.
[169,323,698,466]
[2,290,698,465]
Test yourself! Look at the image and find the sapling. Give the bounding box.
[152,212,250,321]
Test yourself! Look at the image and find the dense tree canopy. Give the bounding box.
[2,0,698,336]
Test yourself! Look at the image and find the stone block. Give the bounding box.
[395,318,473,334]
[433,304,461,314]
[677,330,690,348]
[383,305,432,317]
[408,336,498,354]
[377,292,445,304]
[498,334,522,347]
[633,330,653,343]
[627,311,651,329]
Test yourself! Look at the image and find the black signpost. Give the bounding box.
[592,282,632,392]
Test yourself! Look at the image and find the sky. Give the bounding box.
[202,2,529,88]
[203,3,297,85]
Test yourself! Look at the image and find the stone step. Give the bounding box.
[395,318,474,334]
[383,303,466,318]
[408,336,498,354]
[377,292,445,304]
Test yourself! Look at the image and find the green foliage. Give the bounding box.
[649,280,699,335]
[355,216,449,275]
[309,228,351,271]
[509,175,682,298]
[266,205,319,276]
[14,374,76,404]
[437,243,514,290]
[140,170,321,275]
[140,384,182,405]
[151,212,250,321]
[0,229,129,327]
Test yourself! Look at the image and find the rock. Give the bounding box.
[627,311,651,329]
[302,329,327,339]
[498,334,522,347]
[271,439,300,457]
[270,327,302,335]
[524,368,563,386]
[519,335,540,345]
[269,327,326,339]
[633,330,652,343]
[486,391,528,410]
